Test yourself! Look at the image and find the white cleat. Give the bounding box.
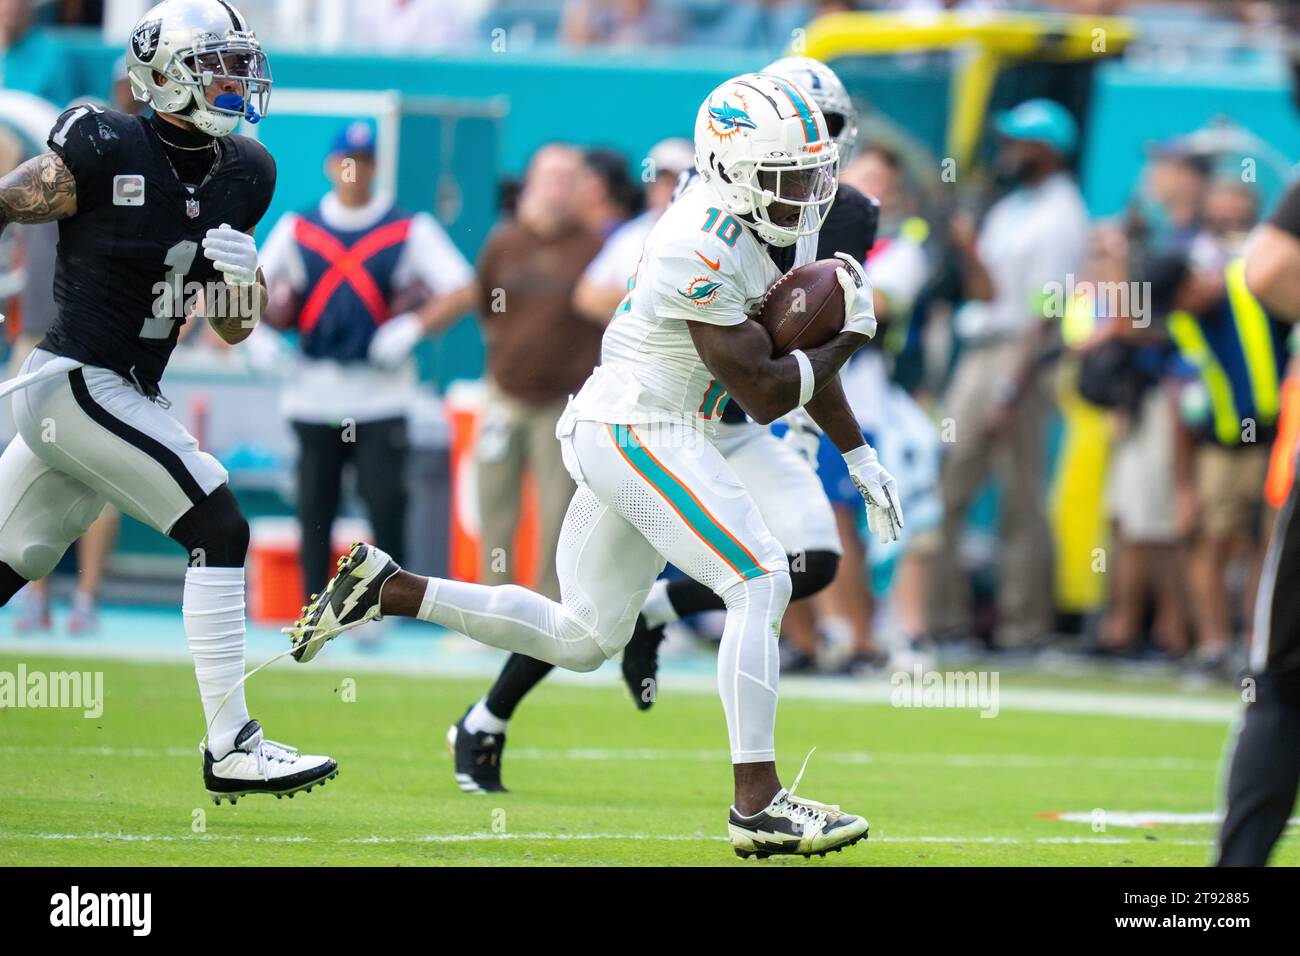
[286,541,400,663]
[727,749,869,859]
[203,719,338,805]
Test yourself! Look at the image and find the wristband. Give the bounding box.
[842,443,877,470]
[790,349,815,408]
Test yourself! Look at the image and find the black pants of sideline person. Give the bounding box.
[1217,475,1300,866]
[293,417,408,600]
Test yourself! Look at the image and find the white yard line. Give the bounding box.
[1049,810,1300,828]
[0,743,1220,771]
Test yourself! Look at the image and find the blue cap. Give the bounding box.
[330,120,377,158]
[993,98,1078,155]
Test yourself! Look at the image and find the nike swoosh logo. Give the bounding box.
[696,251,720,270]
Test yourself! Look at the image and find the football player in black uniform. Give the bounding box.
[0,0,336,803]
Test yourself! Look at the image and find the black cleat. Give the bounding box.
[727,749,868,859]
[446,708,508,794]
[287,542,400,663]
[621,614,665,711]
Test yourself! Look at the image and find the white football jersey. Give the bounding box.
[568,178,816,431]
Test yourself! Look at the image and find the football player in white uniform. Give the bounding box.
[290,72,902,859]
[441,57,874,802]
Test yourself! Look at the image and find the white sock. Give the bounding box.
[641,578,677,630]
[464,698,509,735]
[416,577,607,672]
[184,566,250,756]
[717,571,790,764]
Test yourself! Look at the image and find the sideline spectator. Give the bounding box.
[259,120,476,605]
[932,98,1089,649]
[1126,144,1209,256]
[576,147,641,241]
[474,144,603,599]
[1071,227,1190,657]
[1165,181,1284,678]
[574,136,692,325]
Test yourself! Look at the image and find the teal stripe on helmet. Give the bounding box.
[767,75,819,144]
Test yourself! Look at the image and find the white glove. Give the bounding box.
[368,311,423,367]
[843,444,903,544]
[203,223,259,287]
[781,407,822,471]
[834,251,877,339]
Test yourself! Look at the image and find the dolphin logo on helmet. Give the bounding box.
[708,101,758,134]
[693,73,840,248]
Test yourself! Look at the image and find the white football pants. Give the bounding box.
[419,417,790,763]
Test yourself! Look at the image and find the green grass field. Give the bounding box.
[1,652,1294,866]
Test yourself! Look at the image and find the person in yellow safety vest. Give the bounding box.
[1165,246,1288,680]
[1059,224,1191,659]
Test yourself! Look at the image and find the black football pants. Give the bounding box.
[1217,473,1300,865]
[293,417,408,600]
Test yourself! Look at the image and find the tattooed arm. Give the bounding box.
[206,267,268,346]
[0,152,78,237]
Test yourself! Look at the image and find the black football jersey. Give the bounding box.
[40,105,275,393]
[817,183,880,264]
[761,182,880,274]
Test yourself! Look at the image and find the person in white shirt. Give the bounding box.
[573,136,694,324]
[935,98,1089,649]
[259,120,475,602]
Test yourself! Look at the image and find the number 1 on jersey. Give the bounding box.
[141,240,198,339]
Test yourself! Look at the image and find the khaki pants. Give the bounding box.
[476,386,574,600]
[929,339,1055,646]
[1196,443,1270,540]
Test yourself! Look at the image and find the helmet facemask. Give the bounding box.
[738,150,839,247]
[171,36,271,136]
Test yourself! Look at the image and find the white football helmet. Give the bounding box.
[125,0,270,137]
[694,72,839,247]
[763,56,858,158]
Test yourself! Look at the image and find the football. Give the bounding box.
[755,258,848,356]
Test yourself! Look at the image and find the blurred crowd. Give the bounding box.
[416,91,1293,686]
[3,0,1298,62]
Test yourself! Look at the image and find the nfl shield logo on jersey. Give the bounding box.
[186,198,201,219]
